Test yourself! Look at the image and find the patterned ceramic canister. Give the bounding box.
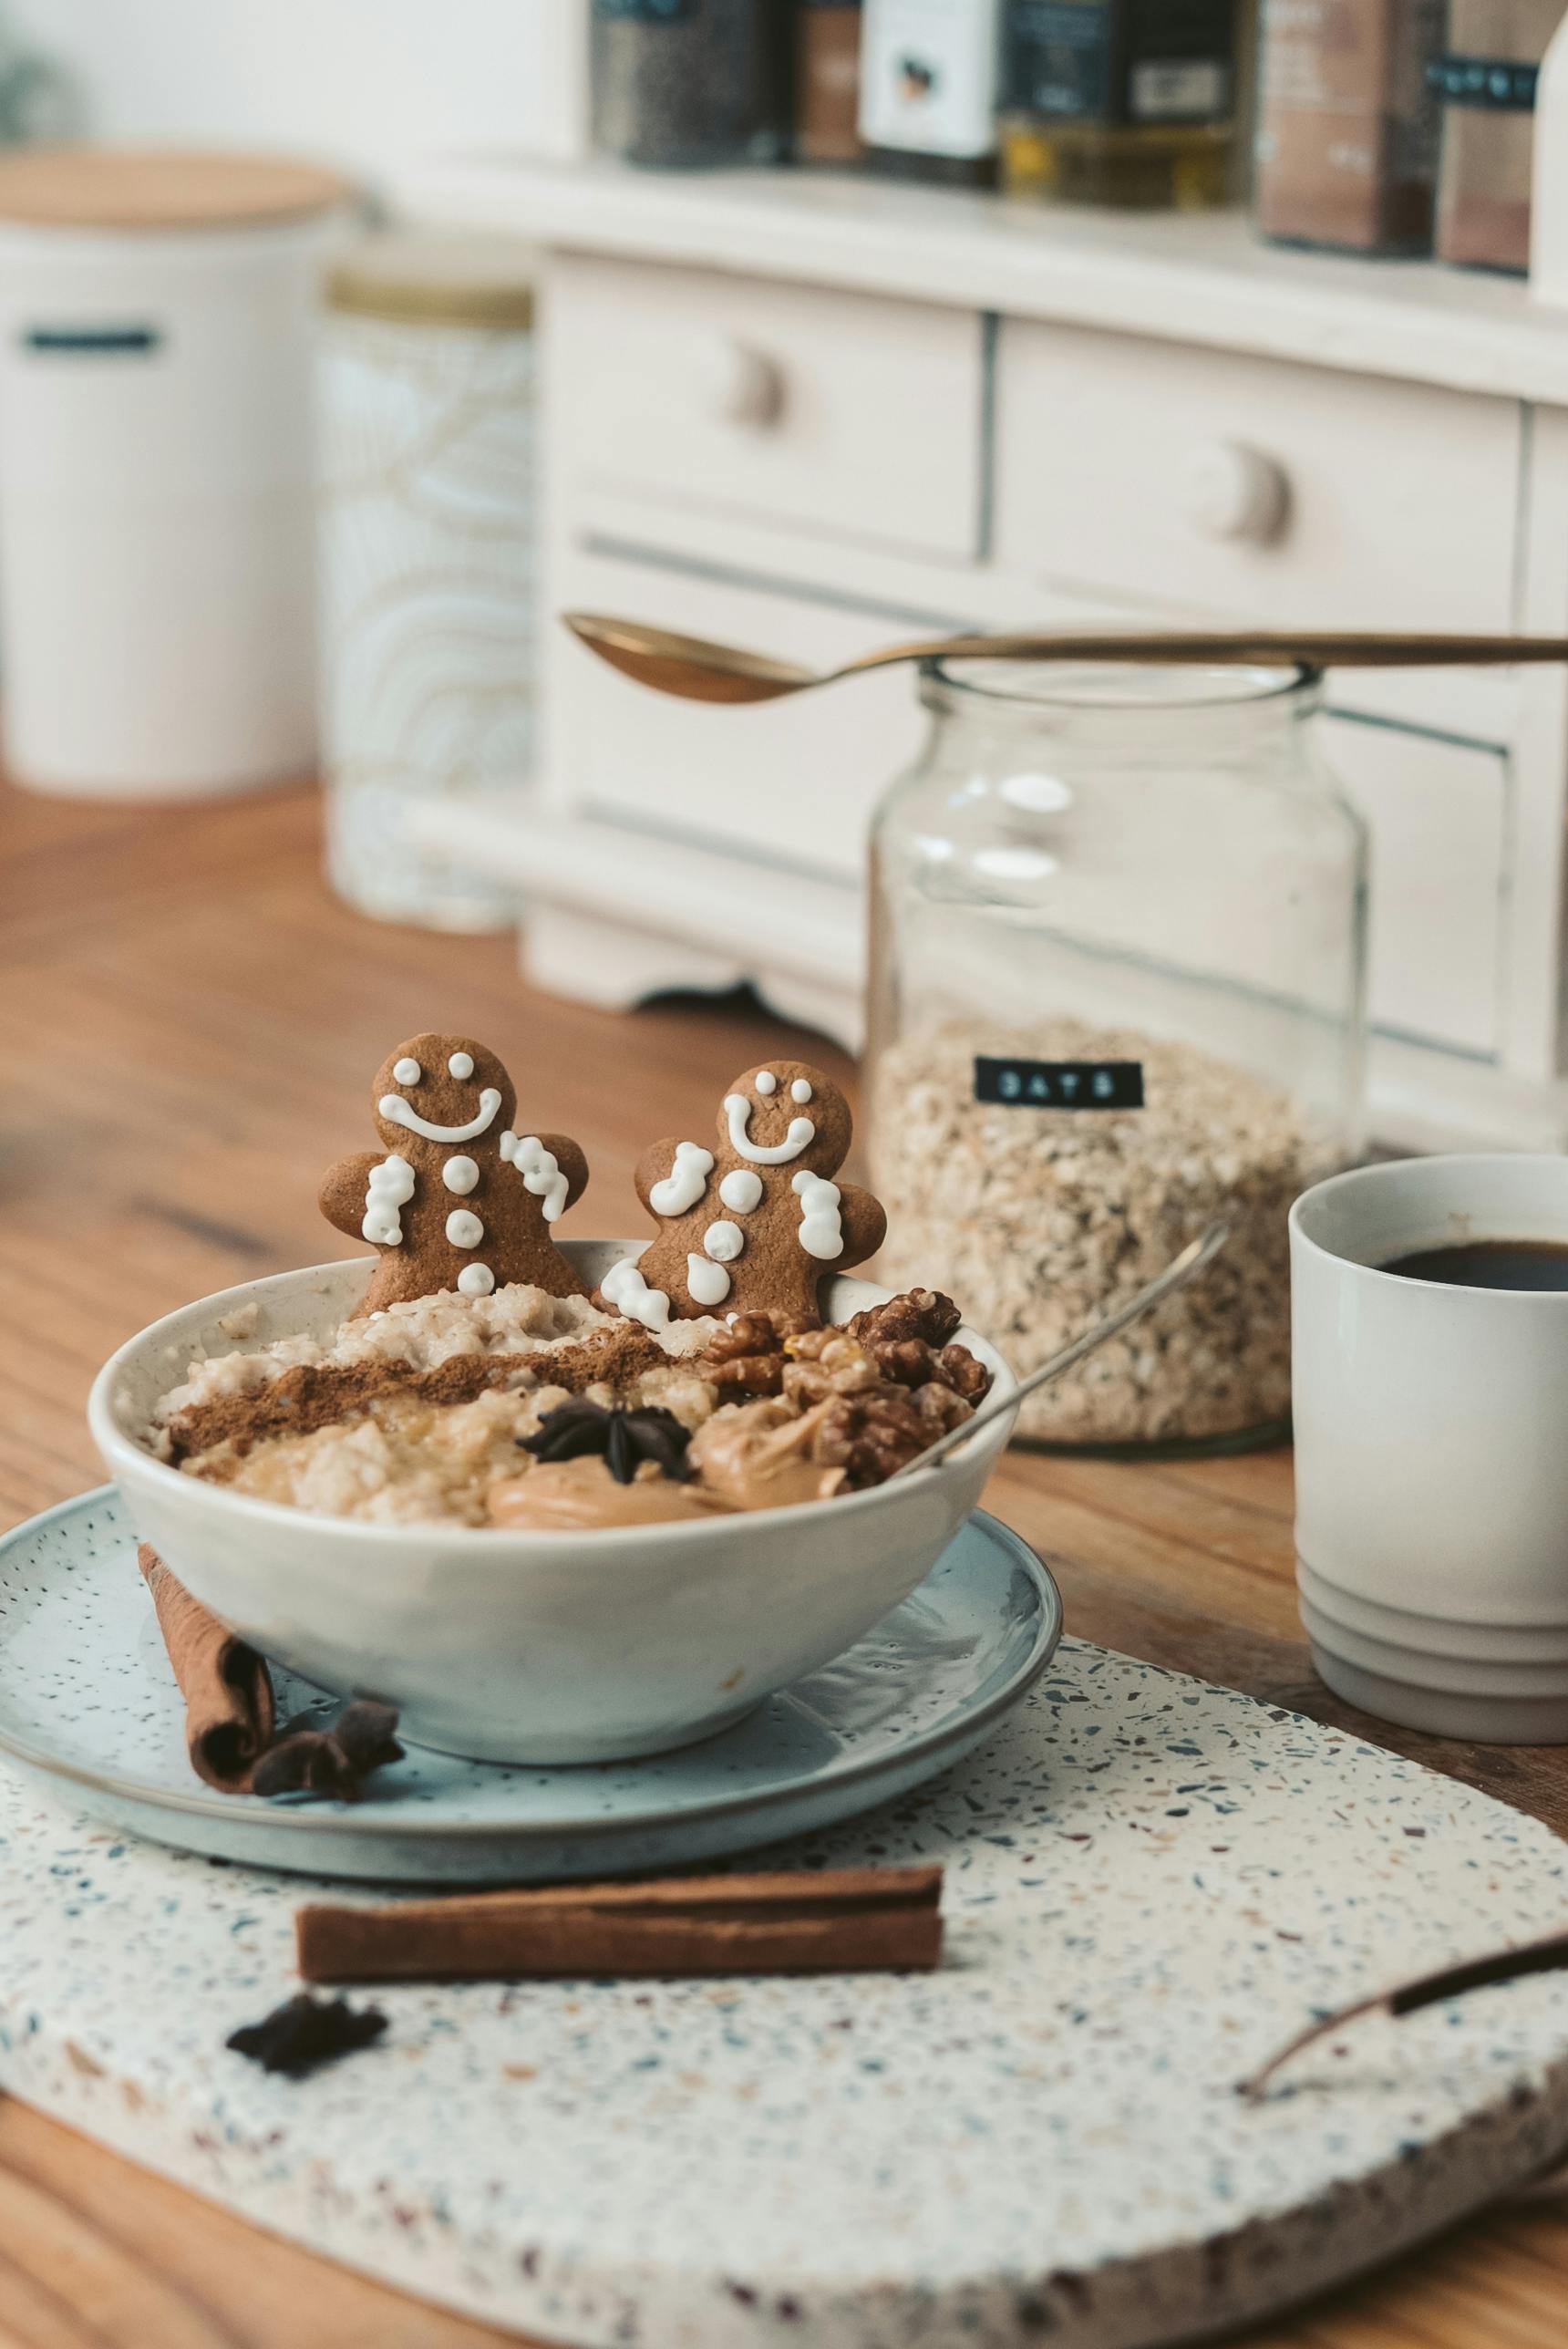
[319,233,537,930]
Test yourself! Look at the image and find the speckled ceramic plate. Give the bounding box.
[0,1487,1060,1883]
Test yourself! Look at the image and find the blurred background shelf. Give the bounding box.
[402,153,1568,1152]
[410,154,1568,399]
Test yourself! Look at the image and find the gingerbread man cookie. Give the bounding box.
[320,1032,589,1315]
[604,1059,886,1329]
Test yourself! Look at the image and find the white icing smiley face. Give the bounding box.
[724,1091,815,1165]
[380,1047,503,1144]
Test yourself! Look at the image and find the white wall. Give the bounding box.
[7,0,585,181]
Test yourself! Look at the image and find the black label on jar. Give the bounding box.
[594,0,696,20]
[1428,54,1540,109]
[974,1056,1144,1109]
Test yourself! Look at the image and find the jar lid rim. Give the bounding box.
[923,657,1320,709]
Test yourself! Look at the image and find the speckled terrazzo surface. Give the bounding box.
[5,1533,1568,2343]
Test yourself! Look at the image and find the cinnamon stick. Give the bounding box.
[138,1544,274,1791]
[296,1866,944,1983]
[1238,1925,1568,2100]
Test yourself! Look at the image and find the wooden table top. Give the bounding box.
[4,773,1567,2348]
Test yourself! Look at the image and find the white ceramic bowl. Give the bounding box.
[89,1242,1018,1764]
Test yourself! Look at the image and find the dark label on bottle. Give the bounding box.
[1003,0,1233,125]
[594,0,696,21]
[1428,54,1540,110]
[974,1056,1144,1109]
[1003,1,1113,117]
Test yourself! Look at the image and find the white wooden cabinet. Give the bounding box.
[993,324,1522,633]
[404,158,1568,1148]
[554,254,985,558]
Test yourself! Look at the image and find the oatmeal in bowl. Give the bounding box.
[93,1247,1016,1763]
[146,1264,993,1531]
[89,1030,1018,1763]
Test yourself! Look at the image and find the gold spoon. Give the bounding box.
[886,1221,1229,1482]
[564,611,1568,708]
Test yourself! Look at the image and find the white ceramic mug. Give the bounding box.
[1292,1154,1568,1743]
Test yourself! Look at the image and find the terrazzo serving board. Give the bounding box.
[5,1640,1568,2349]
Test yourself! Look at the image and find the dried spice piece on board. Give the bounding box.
[252,1700,403,1802]
[137,1545,274,1790]
[297,1867,945,1983]
[227,1993,387,2076]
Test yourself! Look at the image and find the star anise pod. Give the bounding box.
[251,1699,403,1803]
[520,1395,694,1485]
[227,1993,387,2077]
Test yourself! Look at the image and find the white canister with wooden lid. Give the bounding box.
[0,148,351,799]
[318,233,537,932]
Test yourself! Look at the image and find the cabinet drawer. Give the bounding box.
[549,549,931,876]
[549,254,985,560]
[994,322,1520,632]
[1324,716,1506,1057]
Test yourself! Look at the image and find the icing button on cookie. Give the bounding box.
[457,1263,496,1297]
[442,1155,480,1195]
[686,1255,732,1308]
[719,1168,763,1215]
[446,1209,485,1249]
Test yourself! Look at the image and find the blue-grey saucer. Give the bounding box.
[0,1487,1060,1882]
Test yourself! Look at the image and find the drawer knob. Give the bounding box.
[1180,440,1288,544]
[696,335,785,430]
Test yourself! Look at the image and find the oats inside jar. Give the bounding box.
[144,1280,994,1527]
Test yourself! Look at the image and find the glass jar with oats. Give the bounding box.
[866,660,1367,1452]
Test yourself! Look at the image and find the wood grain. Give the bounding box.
[4,771,1568,2345]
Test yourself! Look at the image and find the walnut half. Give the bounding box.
[845,1292,992,1406]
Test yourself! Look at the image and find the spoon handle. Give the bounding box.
[848,630,1568,675]
[889,1222,1231,1482]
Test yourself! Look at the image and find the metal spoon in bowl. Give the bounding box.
[563,612,1568,709]
[886,1221,1231,1483]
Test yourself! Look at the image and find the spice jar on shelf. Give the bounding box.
[866,661,1367,1454]
[1432,0,1565,273]
[998,0,1238,210]
[799,0,866,164]
[591,0,790,169]
[859,0,1003,185]
[1253,0,1444,254]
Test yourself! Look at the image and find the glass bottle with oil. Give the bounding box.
[999,0,1239,209]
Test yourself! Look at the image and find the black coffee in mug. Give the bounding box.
[1382,1238,1568,1290]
